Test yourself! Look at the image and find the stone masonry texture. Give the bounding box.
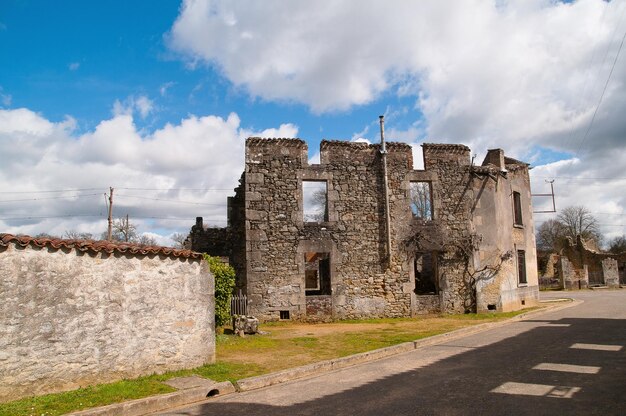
[0,236,215,402]
[190,138,539,321]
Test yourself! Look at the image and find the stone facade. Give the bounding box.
[0,234,215,402]
[189,137,539,321]
[552,235,624,289]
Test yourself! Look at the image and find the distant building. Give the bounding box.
[188,134,539,321]
[539,235,624,290]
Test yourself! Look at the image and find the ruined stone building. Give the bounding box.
[188,133,539,321]
[539,235,624,290]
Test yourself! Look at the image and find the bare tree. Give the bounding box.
[304,186,327,223]
[34,232,59,239]
[111,216,137,242]
[171,232,188,249]
[446,234,512,313]
[557,206,602,246]
[409,182,432,219]
[136,234,158,246]
[608,235,626,254]
[536,219,566,251]
[63,230,94,240]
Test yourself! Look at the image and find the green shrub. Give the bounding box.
[204,255,236,327]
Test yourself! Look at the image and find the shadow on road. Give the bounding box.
[168,317,626,416]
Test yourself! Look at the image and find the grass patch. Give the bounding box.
[0,307,540,415]
[0,378,173,416]
[0,362,263,416]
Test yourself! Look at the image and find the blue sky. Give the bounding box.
[0,1,417,147]
[1,0,625,245]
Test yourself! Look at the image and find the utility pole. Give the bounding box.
[379,115,392,268]
[106,187,114,241]
[532,180,556,213]
[125,214,130,242]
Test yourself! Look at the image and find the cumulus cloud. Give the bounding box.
[0,107,298,242]
[168,0,626,150]
[168,0,626,243]
[112,95,155,119]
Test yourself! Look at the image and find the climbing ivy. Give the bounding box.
[204,254,236,327]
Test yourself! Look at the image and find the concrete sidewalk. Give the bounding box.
[70,299,579,416]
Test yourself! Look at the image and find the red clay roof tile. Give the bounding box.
[0,233,202,260]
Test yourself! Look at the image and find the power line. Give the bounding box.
[0,214,104,220]
[0,193,102,203]
[572,19,626,157]
[0,188,105,194]
[531,176,626,180]
[136,216,227,222]
[116,187,234,191]
[115,194,226,206]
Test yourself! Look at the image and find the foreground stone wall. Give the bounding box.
[0,235,215,402]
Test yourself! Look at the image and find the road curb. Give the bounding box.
[68,381,235,416]
[69,299,580,415]
[234,299,581,392]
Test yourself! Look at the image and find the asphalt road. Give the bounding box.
[159,291,626,416]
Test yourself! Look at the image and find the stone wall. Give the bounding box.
[190,137,539,320]
[0,234,215,402]
[556,236,622,289]
[471,150,539,312]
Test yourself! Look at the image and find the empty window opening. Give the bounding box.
[410,182,433,220]
[521,299,526,306]
[279,310,290,320]
[487,304,497,311]
[303,181,328,223]
[305,252,331,295]
[513,191,523,226]
[518,250,527,284]
[414,252,438,295]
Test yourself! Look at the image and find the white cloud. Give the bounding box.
[68,62,80,71]
[0,107,298,243]
[168,0,626,151]
[168,0,626,242]
[159,81,175,96]
[112,95,155,119]
[0,86,11,107]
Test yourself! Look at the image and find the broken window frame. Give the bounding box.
[304,252,331,296]
[513,191,523,226]
[302,180,328,223]
[414,251,439,295]
[517,249,527,285]
[409,181,433,221]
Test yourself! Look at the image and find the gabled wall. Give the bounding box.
[472,150,539,312]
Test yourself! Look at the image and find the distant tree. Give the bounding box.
[34,232,59,239]
[536,219,566,251]
[409,182,433,220]
[608,235,626,254]
[171,232,188,249]
[136,234,158,246]
[304,187,327,223]
[111,216,137,242]
[557,206,602,246]
[63,230,94,240]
